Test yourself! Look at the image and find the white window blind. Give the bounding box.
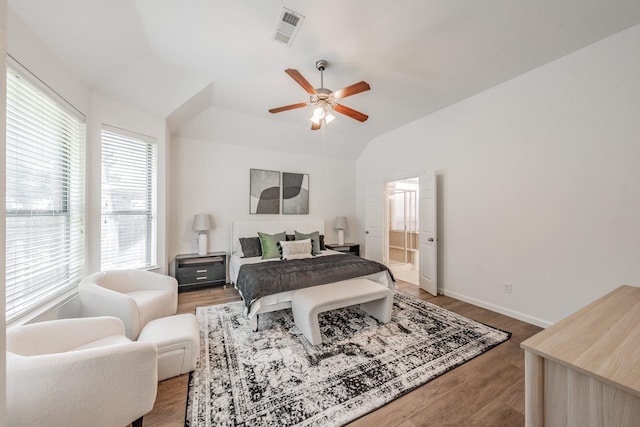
[101,126,157,271]
[5,65,86,322]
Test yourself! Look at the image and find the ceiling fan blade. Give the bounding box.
[311,121,321,131]
[332,81,371,100]
[285,69,317,95]
[333,104,369,122]
[268,102,308,114]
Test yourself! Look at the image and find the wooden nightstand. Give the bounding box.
[325,243,360,256]
[174,251,227,292]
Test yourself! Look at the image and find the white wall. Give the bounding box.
[169,136,357,270]
[7,8,90,113]
[357,24,640,327]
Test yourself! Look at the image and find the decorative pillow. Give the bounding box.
[258,231,286,260]
[319,234,326,250]
[278,239,313,260]
[239,237,262,258]
[295,231,321,255]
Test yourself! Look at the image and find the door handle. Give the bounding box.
[428,237,434,242]
[365,230,369,234]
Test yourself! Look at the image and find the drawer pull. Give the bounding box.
[196,269,208,273]
[196,276,208,280]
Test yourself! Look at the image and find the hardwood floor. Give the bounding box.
[144,282,542,426]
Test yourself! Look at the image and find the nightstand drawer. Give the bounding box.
[177,263,225,283]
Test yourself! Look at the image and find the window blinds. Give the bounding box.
[5,65,86,322]
[100,126,157,271]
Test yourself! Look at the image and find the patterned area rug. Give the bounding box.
[186,292,510,426]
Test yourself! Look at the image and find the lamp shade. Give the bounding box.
[333,216,348,230]
[192,214,214,232]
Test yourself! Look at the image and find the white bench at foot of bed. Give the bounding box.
[291,278,394,345]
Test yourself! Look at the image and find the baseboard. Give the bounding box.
[441,289,552,328]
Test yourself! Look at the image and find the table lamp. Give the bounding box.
[192,214,214,255]
[334,216,347,245]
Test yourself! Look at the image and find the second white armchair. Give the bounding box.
[79,269,178,339]
[6,316,158,427]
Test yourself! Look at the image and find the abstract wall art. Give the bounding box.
[282,172,309,214]
[250,169,280,214]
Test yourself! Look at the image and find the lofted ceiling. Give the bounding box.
[8,0,640,159]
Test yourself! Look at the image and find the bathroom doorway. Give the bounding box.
[385,177,419,285]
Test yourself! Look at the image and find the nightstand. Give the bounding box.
[174,251,227,292]
[325,243,360,256]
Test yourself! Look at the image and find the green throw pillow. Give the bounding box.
[295,230,321,255]
[258,231,286,259]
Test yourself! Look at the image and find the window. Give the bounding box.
[100,126,157,271]
[5,64,86,322]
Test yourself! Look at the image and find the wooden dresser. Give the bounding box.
[520,285,640,426]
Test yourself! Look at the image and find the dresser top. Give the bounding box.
[521,285,640,397]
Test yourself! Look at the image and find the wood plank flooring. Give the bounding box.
[143,282,542,426]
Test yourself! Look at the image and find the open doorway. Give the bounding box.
[385,177,419,285]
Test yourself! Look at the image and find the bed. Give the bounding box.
[230,220,395,331]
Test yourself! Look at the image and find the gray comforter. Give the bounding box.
[236,254,393,310]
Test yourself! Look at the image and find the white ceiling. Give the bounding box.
[8,0,640,159]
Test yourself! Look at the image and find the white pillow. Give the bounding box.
[278,239,313,260]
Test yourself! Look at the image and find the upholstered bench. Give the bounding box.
[137,313,200,381]
[291,278,394,345]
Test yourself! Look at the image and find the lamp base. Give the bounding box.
[197,233,208,255]
[337,230,344,246]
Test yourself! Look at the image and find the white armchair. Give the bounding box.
[79,270,178,339]
[6,316,158,427]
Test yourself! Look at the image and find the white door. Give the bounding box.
[365,181,384,263]
[419,171,437,295]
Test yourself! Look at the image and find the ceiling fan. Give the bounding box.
[268,59,371,131]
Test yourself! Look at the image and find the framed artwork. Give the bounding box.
[250,169,280,214]
[282,172,309,214]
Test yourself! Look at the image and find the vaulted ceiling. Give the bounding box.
[8,0,640,159]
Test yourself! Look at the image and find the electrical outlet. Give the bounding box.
[503,283,512,294]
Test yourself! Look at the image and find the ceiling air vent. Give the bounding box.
[272,7,305,46]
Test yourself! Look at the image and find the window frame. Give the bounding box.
[100,125,158,271]
[5,59,86,323]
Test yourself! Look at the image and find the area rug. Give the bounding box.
[185,292,510,426]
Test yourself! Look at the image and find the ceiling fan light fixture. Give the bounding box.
[312,106,325,118]
[310,106,325,124]
[324,111,335,124]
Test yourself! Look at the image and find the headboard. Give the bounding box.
[231,220,325,255]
